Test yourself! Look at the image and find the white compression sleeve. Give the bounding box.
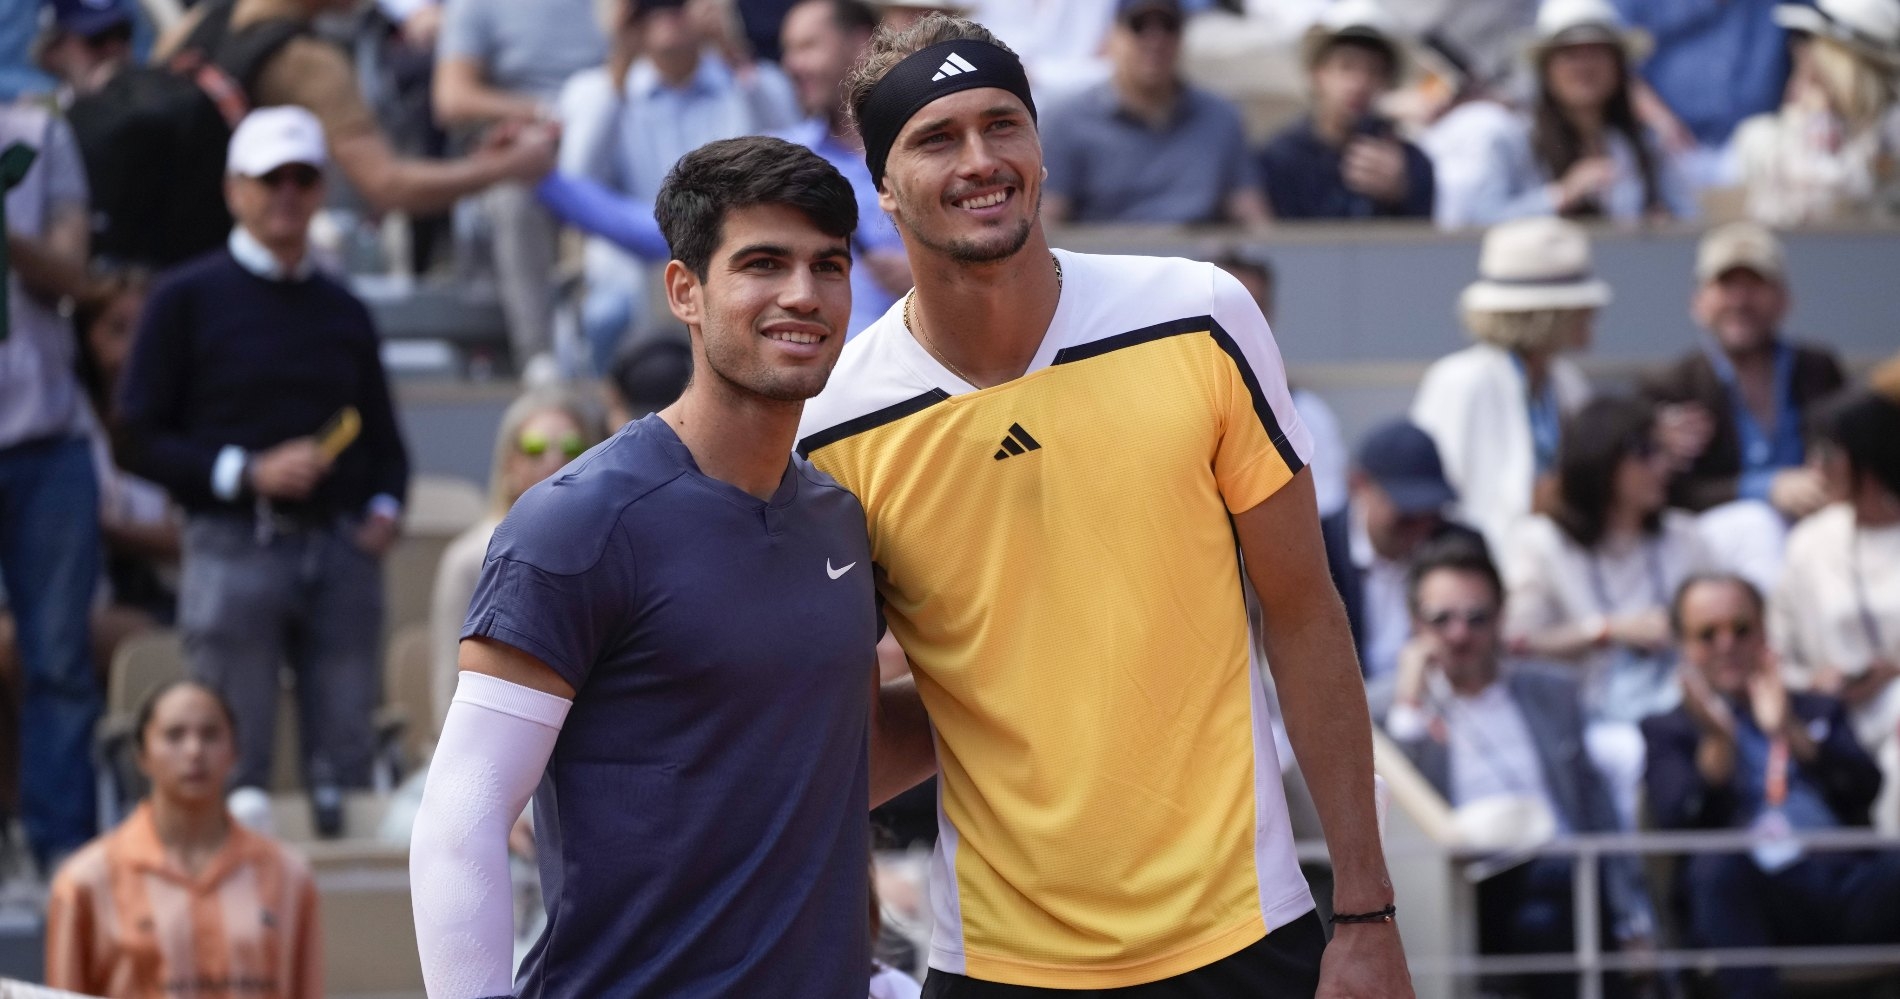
[411,672,571,999]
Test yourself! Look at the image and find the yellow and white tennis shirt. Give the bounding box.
[798,249,1317,988]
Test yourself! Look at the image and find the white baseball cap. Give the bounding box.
[226,105,328,179]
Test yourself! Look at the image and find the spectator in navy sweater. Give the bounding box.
[117,107,409,832]
[1257,0,1434,221]
[1643,573,1900,999]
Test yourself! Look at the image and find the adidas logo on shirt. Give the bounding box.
[993,423,1042,461]
[932,52,978,82]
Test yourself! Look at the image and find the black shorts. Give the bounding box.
[919,911,1326,999]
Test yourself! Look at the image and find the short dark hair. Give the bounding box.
[1405,532,1504,617]
[1669,572,1765,636]
[654,136,859,280]
[844,13,1018,136]
[135,679,239,751]
[1212,250,1274,289]
[610,336,694,415]
[800,0,878,36]
[1316,35,1397,80]
[1812,387,1900,501]
[1554,394,1662,548]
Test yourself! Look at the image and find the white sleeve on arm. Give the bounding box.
[411,670,571,999]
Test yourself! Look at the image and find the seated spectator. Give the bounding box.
[1644,573,1900,999]
[1040,0,1268,225]
[117,108,410,832]
[1502,395,1712,825]
[34,0,137,99]
[430,388,605,731]
[45,680,322,999]
[557,0,798,371]
[1385,536,1655,999]
[1417,31,1535,232]
[775,0,911,336]
[1772,373,1900,832]
[1733,0,1900,226]
[1610,0,1796,188]
[1412,216,1599,554]
[1642,223,1845,520]
[73,269,181,657]
[965,0,1119,103]
[431,0,604,371]
[1444,0,1693,228]
[1321,419,1480,713]
[1,99,103,872]
[1258,0,1435,220]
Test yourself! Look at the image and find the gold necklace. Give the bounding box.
[905,253,1063,388]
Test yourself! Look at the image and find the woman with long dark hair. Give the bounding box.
[1444,0,1694,227]
[46,680,322,998]
[1502,395,1712,823]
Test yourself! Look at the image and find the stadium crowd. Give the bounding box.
[0,0,1898,996]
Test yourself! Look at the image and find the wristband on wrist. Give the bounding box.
[1330,903,1397,925]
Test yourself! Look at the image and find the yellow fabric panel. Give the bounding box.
[811,331,1298,986]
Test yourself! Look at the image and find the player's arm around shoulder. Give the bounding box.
[869,632,936,808]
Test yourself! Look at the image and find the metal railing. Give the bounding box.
[1305,828,1900,999]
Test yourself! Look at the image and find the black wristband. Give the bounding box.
[1329,903,1397,925]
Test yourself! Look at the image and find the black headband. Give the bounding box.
[859,39,1037,188]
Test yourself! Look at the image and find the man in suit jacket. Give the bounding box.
[1383,536,1654,999]
[1643,223,1844,516]
[1322,419,1478,715]
[1644,573,1899,999]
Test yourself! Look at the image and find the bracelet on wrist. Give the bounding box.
[1330,903,1397,925]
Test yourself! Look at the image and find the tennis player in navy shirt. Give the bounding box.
[409,135,881,998]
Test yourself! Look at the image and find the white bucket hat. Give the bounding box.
[1527,0,1654,64]
[1300,0,1410,80]
[1775,0,1900,70]
[1461,217,1613,314]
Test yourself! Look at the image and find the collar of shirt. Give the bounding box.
[1105,82,1194,132]
[113,801,261,890]
[228,226,315,283]
[628,54,724,101]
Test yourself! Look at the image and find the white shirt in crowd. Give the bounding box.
[1387,681,1560,813]
[1772,502,1900,833]
[1410,342,1592,555]
[1350,506,1411,687]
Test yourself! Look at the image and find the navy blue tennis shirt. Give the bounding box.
[462,413,877,998]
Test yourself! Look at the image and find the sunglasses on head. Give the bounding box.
[519,430,586,460]
[257,164,323,190]
[1422,608,1495,631]
[1691,619,1756,646]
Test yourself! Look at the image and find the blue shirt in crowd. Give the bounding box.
[1039,84,1259,224]
[462,414,877,999]
[1612,0,1804,148]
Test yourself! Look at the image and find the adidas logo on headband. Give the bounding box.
[931,52,978,82]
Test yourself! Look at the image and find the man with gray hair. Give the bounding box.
[118,106,410,833]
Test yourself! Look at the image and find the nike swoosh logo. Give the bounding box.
[827,559,857,580]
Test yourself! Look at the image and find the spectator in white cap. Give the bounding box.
[1411,217,1603,554]
[1441,0,1694,228]
[1732,0,1900,225]
[116,106,411,836]
[1257,0,1436,220]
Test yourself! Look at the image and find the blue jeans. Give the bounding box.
[0,436,101,864]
